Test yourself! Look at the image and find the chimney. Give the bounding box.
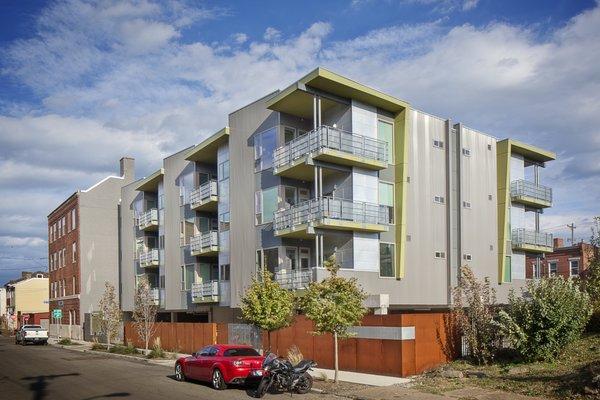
[553,237,564,249]
[120,157,135,182]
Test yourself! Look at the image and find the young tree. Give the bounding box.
[98,281,122,350]
[132,275,158,353]
[300,256,367,383]
[581,216,600,331]
[452,265,499,365]
[240,268,295,351]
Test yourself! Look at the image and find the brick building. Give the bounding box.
[48,157,135,339]
[526,238,597,279]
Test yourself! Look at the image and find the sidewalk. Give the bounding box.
[310,368,410,386]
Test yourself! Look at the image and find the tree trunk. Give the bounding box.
[334,331,339,383]
[107,334,111,350]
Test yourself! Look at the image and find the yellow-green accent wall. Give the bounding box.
[394,107,411,279]
[496,140,511,284]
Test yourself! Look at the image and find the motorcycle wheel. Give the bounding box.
[295,372,313,394]
[255,376,271,398]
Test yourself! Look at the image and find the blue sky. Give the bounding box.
[0,0,599,284]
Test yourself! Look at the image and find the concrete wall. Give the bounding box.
[79,172,133,321]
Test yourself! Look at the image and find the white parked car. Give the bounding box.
[15,325,48,346]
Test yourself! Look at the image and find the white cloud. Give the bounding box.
[0,236,46,248]
[462,0,478,11]
[232,32,248,44]
[1,0,600,280]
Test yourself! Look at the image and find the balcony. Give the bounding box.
[512,228,553,253]
[150,288,159,305]
[190,231,219,257]
[138,209,158,231]
[510,180,552,208]
[273,126,388,181]
[190,180,218,212]
[274,197,390,238]
[274,269,313,290]
[191,281,220,303]
[139,249,159,268]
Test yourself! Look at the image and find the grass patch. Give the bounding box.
[108,344,139,355]
[57,338,77,346]
[91,343,107,351]
[413,333,600,399]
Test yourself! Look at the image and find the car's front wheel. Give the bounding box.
[211,368,227,390]
[174,363,186,381]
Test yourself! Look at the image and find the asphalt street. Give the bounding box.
[0,335,331,400]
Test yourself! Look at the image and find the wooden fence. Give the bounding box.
[123,312,458,377]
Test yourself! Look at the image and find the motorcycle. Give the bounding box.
[254,352,317,398]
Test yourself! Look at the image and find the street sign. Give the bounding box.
[52,309,62,319]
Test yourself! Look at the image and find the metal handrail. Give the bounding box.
[150,288,159,304]
[274,269,313,290]
[139,249,159,264]
[274,196,390,231]
[190,180,218,206]
[512,228,553,248]
[190,231,219,252]
[510,180,552,203]
[191,280,219,298]
[138,209,158,228]
[274,125,388,169]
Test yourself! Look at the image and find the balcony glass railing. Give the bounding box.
[274,269,313,290]
[512,228,553,249]
[274,197,391,232]
[190,231,219,253]
[274,125,388,169]
[190,180,218,207]
[138,209,158,229]
[139,249,159,266]
[510,180,552,204]
[191,280,219,300]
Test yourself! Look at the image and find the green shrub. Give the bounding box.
[497,276,593,362]
[91,342,107,351]
[109,343,139,355]
[147,337,165,359]
[58,338,73,345]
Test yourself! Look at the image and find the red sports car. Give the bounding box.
[175,344,264,390]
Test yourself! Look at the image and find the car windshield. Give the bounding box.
[23,325,42,330]
[224,348,260,357]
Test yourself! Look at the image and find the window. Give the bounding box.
[378,182,394,223]
[570,259,580,277]
[504,256,512,282]
[299,248,310,269]
[462,148,471,156]
[218,160,230,181]
[71,209,76,230]
[463,201,471,209]
[434,196,445,204]
[224,348,260,357]
[181,264,195,291]
[433,139,444,149]
[380,243,395,277]
[255,187,278,224]
[283,126,296,144]
[72,242,76,263]
[487,144,492,150]
[284,186,297,208]
[377,120,394,163]
[63,248,66,267]
[548,261,558,276]
[435,251,446,259]
[285,247,298,270]
[220,264,230,281]
[254,127,277,171]
[50,254,53,271]
[219,212,230,231]
[488,194,493,201]
[256,248,278,274]
[463,254,472,261]
[72,276,76,295]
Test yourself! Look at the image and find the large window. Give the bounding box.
[378,182,394,223]
[377,120,394,163]
[380,243,395,277]
[256,248,279,274]
[254,127,277,171]
[219,160,229,181]
[255,187,278,225]
[181,264,195,291]
[549,261,558,276]
[570,259,580,277]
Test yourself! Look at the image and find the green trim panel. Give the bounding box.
[185,127,230,163]
[394,107,410,279]
[136,168,164,192]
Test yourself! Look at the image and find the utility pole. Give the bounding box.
[567,223,576,244]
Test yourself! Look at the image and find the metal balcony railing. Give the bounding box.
[150,288,159,305]
[510,180,552,204]
[138,209,158,229]
[274,269,313,290]
[274,125,388,169]
[274,197,391,232]
[139,249,159,266]
[190,231,219,253]
[512,228,553,249]
[190,180,218,208]
[191,280,219,300]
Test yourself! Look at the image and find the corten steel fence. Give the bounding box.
[274,197,391,232]
[124,322,217,354]
[274,125,388,169]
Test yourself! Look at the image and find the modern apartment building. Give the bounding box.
[526,238,596,279]
[119,68,556,323]
[48,157,135,339]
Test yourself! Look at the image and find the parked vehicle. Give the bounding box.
[15,325,48,345]
[174,344,264,390]
[254,352,316,398]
